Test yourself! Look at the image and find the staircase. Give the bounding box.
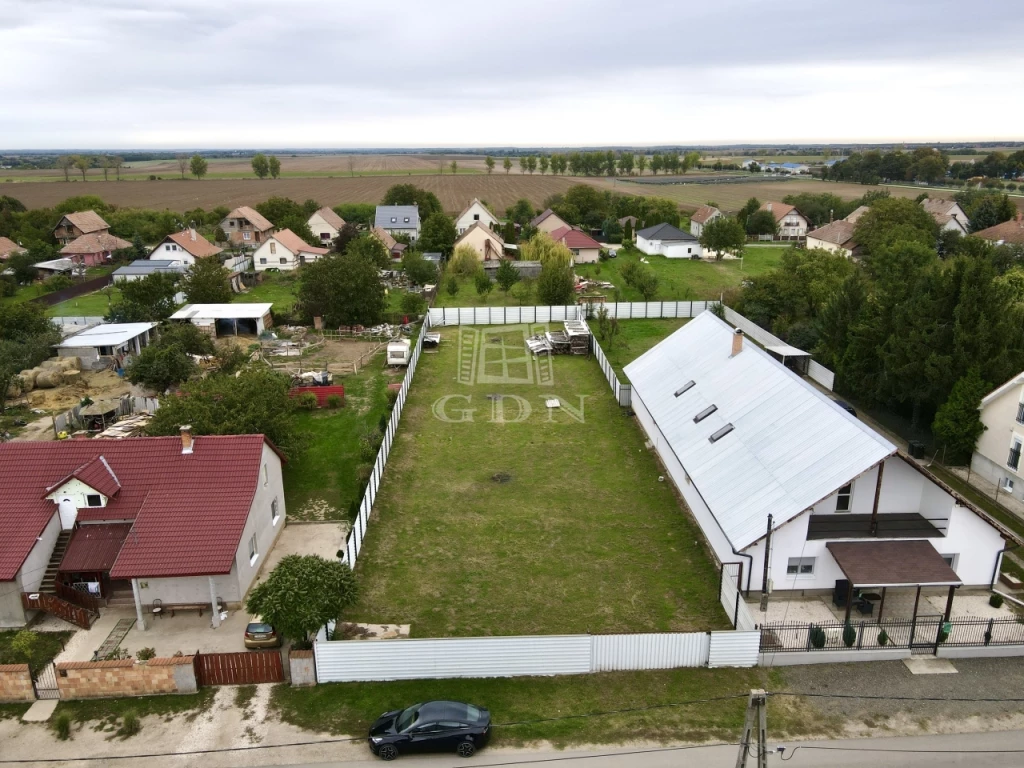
[38,530,72,595]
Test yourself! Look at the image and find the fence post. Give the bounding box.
[857,621,864,650]
[734,584,741,628]
[985,618,994,646]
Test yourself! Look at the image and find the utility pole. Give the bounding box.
[735,689,768,768]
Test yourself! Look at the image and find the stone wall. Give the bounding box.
[289,650,316,687]
[55,656,197,700]
[0,664,35,703]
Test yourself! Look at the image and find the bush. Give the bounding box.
[135,647,156,661]
[296,392,318,410]
[448,245,481,278]
[990,593,1005,609]
[149,175,157,181]
[43,274,74,293]
[842,622,857,648]
[325,394,342,409]
[117,710,141,738]
[877,629,889,646]
[474,271,493,297]
[446,276,459,296]
[808,624,826,649]
[358,427,382,462]
[53,712,72,741]
[400,291,426,316]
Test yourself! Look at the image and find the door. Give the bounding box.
[406,722,448,752]
[33,663,60,700]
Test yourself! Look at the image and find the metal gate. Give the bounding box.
[32,663,60,700]
[909,615,943,655]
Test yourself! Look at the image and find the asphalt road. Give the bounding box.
[261,730,1024,768]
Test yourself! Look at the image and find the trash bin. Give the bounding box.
[908,440,926,459]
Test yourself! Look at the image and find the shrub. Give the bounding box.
[149,174,157,181]
[356,463,373,484]
[43,274,74,293]
[386,388,399,409]
[135,647,156,661]
[53,712,72,741]
[808,624,826,649]
[842,622,857,648]
[446,276,459,296]
[448,245,481,278]
[877,629,889,646]
[400,291,426,316]
[117,710,141,738]
[325,394,342,409]
[474,271,493,297]
[990,593,1005,609]
[295,392,318,411]
[358,427,382,462]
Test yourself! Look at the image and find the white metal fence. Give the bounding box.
[341,318,430,567]
[427,301,713,328]
[720,564,756,632]
[314,630,755,682]
[591,335,632,407]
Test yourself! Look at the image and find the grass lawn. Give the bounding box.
[271,667,830,746]
[284,360,392,521]
[239,272,299,313]
[345,326,727,637]
[0,630,74,674]
[597,318,689,379]
[45,285,121,317]
[54,687,216,732]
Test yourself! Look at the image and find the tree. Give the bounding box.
[157,322,216,355]
[402,250,438,286]
[126,343,197,392]
[246,555,358,646]
[503,157,512,174]
[181,256,232,304]
[176,154,189,179]
[5,250,40,284]
[617,153,634,176]
[190,155,208,180]
[146,367,301,457]
[650,154,663,175]
[637,155,647,176]
[853,197,937,254]
[623,218,633,242]
[268,156,281,179]
[520,233,573,268]
[348,234,390,269]
[526,156,537,174]
[496,258,520,294]
[506,198,535,227]
[111,156,125,180]
[737,197,761,227]
[418,212,457,257]
[446,275,459,296]
[536,155,548,175]
[100,155,112,181]
[745,209,779,237]
[57,155,74,182]
[449,160,458,176]
[381,184,442,219]
[298,252,386,327]
[332,222,359,254]
[475,271,493,297]
[536,260,575,305]
[485,156,495,174]
[682,151,701,173]
[73,155,90,181]
[932,371,988,462]
[519,156,528,174]
[699,216,746,260]
[108,272,180,322]
[252,153,270,179]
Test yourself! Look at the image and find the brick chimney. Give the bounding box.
[731,328,744,357]
[766,202,772,213]
[180,425,194,455]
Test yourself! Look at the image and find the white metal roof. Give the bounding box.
[57,322,156,348]
[623,312,896,552]
[766,344,810,358]
[170,303,272,321]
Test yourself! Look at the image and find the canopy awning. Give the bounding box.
[826,540,962,588]
[765,344,810,358]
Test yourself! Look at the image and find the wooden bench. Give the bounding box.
[163,603,210,617]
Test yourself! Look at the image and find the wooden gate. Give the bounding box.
[194,651,284,685]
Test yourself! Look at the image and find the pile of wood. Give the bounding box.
[563,320,591,355]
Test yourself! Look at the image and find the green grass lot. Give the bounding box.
[0,630,74,674]
[46,285,121,317]
[271,667,831,746]
[54,687,216,732]
[284,358,392,521]
[345,326,727,637]
[238,271,299,313]
[597,318,689,379]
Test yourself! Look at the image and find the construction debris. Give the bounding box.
[95,413,153,439]
[526,320,591,357]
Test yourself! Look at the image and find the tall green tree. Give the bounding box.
[495,258,520,294]
[181,256,232,304]
[126,342,197,392]
[485,156,495,174]
[536,260,575,305]
[745,209,778,237]
[381,184,442,219]
[503,157,512,174]
[932,368,989,461]
[268,156,281,179]
[418,212,457,257]
[332,222,359,254]
[108,272,180,322]
[699,216,746,260]
[853,197,937,255]
[189,154,208,180]
[251,153,270,179]
[73,155,91,181]
[297,252,386,327]
[737,197,761,227]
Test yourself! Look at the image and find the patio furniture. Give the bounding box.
[151,599,163,619]
[854,598,874,616]
[164,602,208,617]
[832,579,851,609]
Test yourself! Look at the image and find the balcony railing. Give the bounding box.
[807,512,945,540]
[1008,447,1021,471]
[1016,402,1024,424]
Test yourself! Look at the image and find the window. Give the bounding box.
[320,232,330,240]
[786,557,815,576]
[1009,439,1022,471]
[835,483,853,512]
[473,214,480,221]
[262,463,269,485]
[85,494,102,507]
[271,498,280,525]
[243,232,251,241]
[391,217,397,223]
[694,404,717,423]
[1003,477,1015,493]
[228,220,236,227]
[404,217,410,223]
[269,242,276,255]
[674,380,695,397]
[940,554,959,571]
[708,424,734,443]
[248,533,258,565]
[259,257,267,264]
[280,257,287,264]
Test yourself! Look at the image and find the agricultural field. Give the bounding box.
[0,175,581,216]
[344,326,728,637]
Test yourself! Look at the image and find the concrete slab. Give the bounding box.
[903,657,958,675]
[250,522,345,593]
[120,606,252,656]
[21,700,57,722]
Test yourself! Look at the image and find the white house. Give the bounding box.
[972,371,1024,502]
[149,229,223,266]
[307,207,346,245]
[806,220,857,257]
[455,199,500,235]
[170,303,273,337]
[624,312,1013,605]
[530,208,571,235]
[636,223,702,259]
[375,205,420,241]
[921,199,971,234]
[0,432,285,628]
[548,226,602,265]
[253,229,329,271]
[689,205,721,237]
[760,202,809,238]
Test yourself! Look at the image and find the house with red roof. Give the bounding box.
[0,430,285,629]
[548,226,602,264]
[149,228,224,266]
[252,229,329,271]
[759,202,810,239]
[530,208,571,235]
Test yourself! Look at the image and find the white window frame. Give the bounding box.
[262,463,269,486]
[85,494,103,508]
[835,482,853,513]
[940,553,959,571]
[248,533,259,565]
[243,231,251,241]
[271,497,280,525]
[786,557,816,577]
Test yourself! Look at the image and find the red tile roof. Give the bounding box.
[311,207,346,231]
[70,455,122,498]
[0,236,25,260]
[690,205,720,225]
[975,214,1024,245]
[272,229,329,256]
[0,435,278,581]
[759,202,799,223]
[224,206,274,232]
[549,226,601,249]
[59,211,109,235]
[163,230,223,259]
[60,232,132,255]
[59,523,133,573]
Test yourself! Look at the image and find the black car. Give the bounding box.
[368,700,491,761]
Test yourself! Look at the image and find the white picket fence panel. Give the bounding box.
[590,335,632,408]
[708,631,761,668]
[315,631,721,682]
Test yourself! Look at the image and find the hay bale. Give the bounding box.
[62,370,81,385]
[34,370,64,389]
[39,359,59,369]
[5,382,21,399]
[55,357,80,372]
[18,370,36,391]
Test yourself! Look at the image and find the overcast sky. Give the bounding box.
[2,0,1022,149]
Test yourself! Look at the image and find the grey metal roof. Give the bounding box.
[624,312,895,552]
[636,222,697,242]
[422,252,443,263]
[375,205,420,229]
[113,259,187,277]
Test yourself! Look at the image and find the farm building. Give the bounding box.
[170,303,273,338]
[60,232,132,267]
[454,222,506,261]
[57,322,156,370]
[624,312,1014,603]
[148,228,223,265]
[689,205,721,237]
[455,199,500,235]
[113,259,187,283]
[806,220,857,257]
[0,236,26,260]
[52,210,110,246]
[0,432,285,629]
[530,208,570,234]
[375,205,420,241]
[759,202,809,238]
[636,223,702,259]
[220,206,275,247]
[548,225,601,264]
[307,207,346,245]
[32,258,77,275]
[253,229,329,271]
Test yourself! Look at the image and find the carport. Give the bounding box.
[169,303,273,339]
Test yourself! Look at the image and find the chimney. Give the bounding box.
[190,228,196,241]
[766,202,772,212]
[180,425,194,455]
[731,328,744,357]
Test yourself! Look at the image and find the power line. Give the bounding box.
[769,691,1024,703]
